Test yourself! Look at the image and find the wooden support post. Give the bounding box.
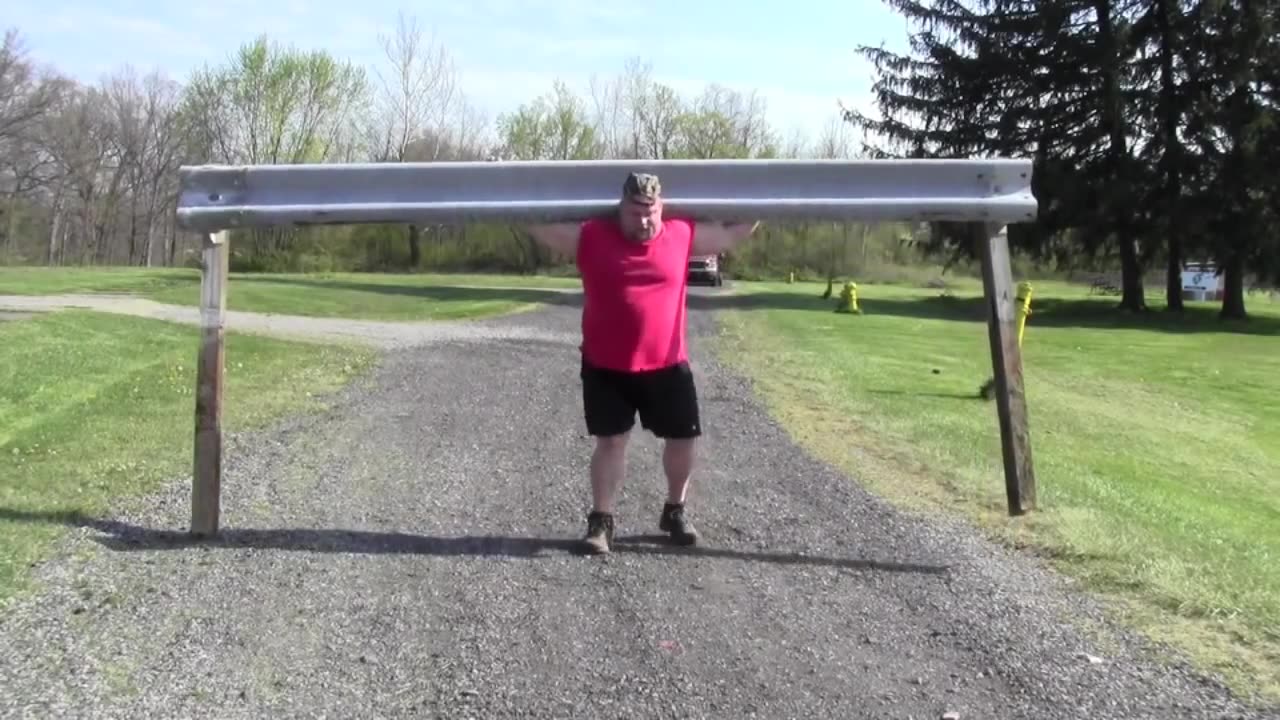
[191,230,229,536]
[975,222,1036,515]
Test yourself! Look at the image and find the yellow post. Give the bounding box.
[787,271,795,284]
[981,280,1032,401]
[1015,281,1033,346]
[835,280,861,314]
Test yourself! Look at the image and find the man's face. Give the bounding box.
[618,194,662,241]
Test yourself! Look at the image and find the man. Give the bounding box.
[526,172,759,554]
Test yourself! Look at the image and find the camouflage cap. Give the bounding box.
[622,172,661,202]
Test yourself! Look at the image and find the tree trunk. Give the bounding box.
[822,222,840,298]
[1097,0,1145,312]
[1118,238,1146,311]
[1220,252,1246,319]
[796,222,809,275]
[408,224,422,268]
[48,205,62,266]
[95,222,111,265]
[167,218,179,266]
[507,227,541,274]
[859,224,869,273]
[128,194,140,265]
[143,216,156,268]
[5,199,20,256]
[527,233,542,273]
[1165,238,1184,311]
[1156,0,1184,312]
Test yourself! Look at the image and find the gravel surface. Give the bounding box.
[1,289,1275,719]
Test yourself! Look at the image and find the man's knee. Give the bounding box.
[594,432,629,455]
[663,437,696,455]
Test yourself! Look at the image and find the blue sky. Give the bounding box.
[9,0,911,144]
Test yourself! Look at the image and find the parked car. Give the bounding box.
[688,253,724,286]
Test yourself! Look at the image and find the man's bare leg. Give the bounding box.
[591,433,629,512]
[659,438,700,545]
[583,432,628,553]
[662,438,695,505]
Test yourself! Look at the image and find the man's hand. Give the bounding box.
[691,221,760,256]
[526,223,581,261]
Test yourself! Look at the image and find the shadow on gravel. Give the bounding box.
[612,535,948,574]
[3,509,948,575]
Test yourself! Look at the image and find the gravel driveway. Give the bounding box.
[0,290,1274,719]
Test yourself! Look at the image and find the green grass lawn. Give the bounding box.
[713,277,1280,703]
[0,266,582,321]
[0,310,377,605]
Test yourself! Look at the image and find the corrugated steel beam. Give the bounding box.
[175,158,1037,232]
[178,156,1040,537]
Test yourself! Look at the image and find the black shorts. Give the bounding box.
[581,359,702,439]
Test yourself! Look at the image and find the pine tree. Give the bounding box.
[849,0,1157,311]
[1186,0,1279,318]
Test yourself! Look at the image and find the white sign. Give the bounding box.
[1177,270,1218,289]
[1181,266,1221,301]
[1181,269,1220,291]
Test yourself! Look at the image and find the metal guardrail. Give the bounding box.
[177,156,1041,536]
[175,158,1037,232]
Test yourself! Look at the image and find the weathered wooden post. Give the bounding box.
[191,230,229,536]
[975,222,1036,514]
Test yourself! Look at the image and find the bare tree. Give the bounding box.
[104,66,148,264]
[602,57,681,160]
[0,28,69,257]
[0,29,61,154]
[38,82,131,265]
[781,127,809,158]
[815,116,854,159]
[368,12,459,163]
[813,116,859,296]
[364,13,463,266]
[683,83,774,157]
[447,96,490,160]
[119,69,186,266]
[587,70,626,159]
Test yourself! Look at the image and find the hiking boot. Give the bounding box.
[658,503,699,546]
[582,511,615,554]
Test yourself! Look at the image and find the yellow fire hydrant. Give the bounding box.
[835,280,861,314]
[1015,281,1034,346]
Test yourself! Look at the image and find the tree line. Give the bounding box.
[0,18,920,285]
[847,0,1279,318]
[1,8,1275,317]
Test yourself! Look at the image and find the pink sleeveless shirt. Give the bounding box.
[576,216,695,372]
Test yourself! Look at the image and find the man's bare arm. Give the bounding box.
[525,222,582,261]
[691,221,761,256]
